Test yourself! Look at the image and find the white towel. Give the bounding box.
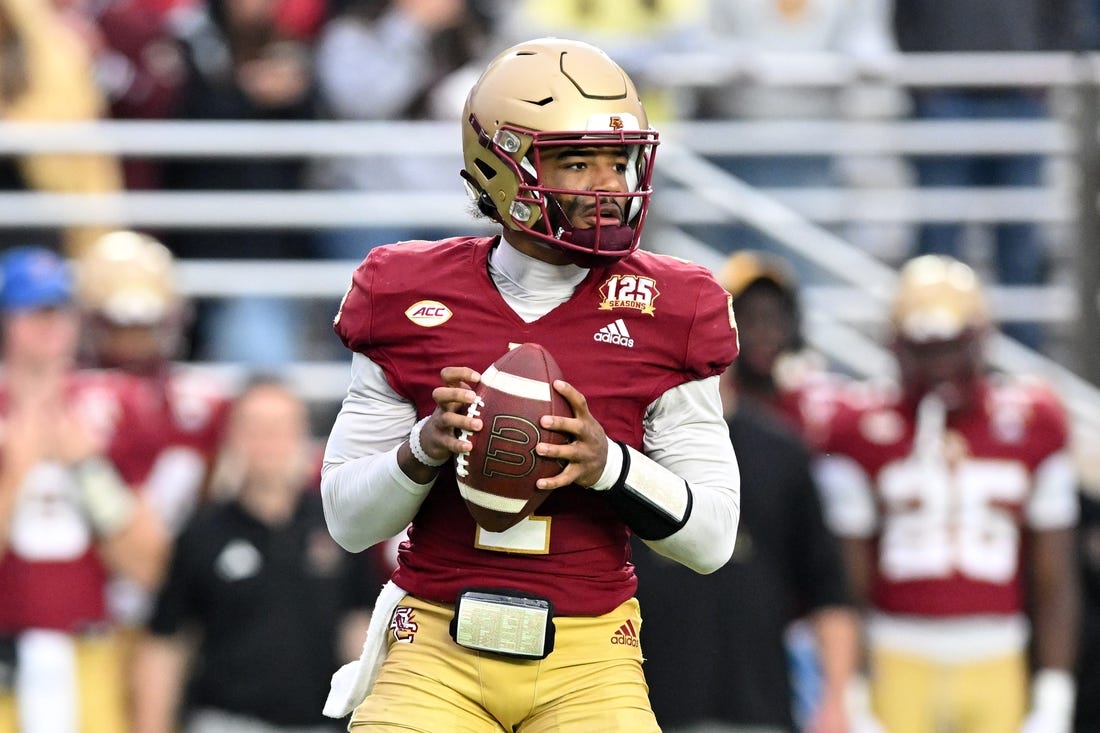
[16,630,79,733]
[323,580,406,719]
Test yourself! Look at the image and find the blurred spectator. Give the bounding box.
[130,376,377,733]
[0,246,168,733]
[56,0,188,190]
[694,0,904,262]
[491,0,708,122]
[675,248,872,733]
[0,0,124,257]
[163,0,319,365]
[1077,487,1100,733]
[632,396,864,733]
[309,0,498,260]
[74,230,233,630]
[715,249,851,450]
[892,0,1084,351]
[816,255,1080,733]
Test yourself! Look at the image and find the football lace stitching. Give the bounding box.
[454,396,484,478]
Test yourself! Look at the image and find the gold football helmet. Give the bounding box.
[76,230,179,325]
[717,250,797,301]
[890,255,990,343]
[460,37,659,262]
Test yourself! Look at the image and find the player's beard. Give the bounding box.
[549,196,634,267]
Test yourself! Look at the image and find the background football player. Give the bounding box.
[815,254,1080,733]
[74,231,233,672]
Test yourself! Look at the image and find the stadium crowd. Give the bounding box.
[0,1,1099,732]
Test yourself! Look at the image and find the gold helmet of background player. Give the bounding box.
[460,37,659,263]
[77,230,179,325]
[890,254,990,343]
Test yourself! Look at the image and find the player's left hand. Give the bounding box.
[422,366,484,460]
[534,379,608,490]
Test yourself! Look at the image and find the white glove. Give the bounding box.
[74,457,136,537]
[1019,669,1075,733]
[847,676,886,733]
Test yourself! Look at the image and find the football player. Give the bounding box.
[75,230,230,541]
[815,255,1080,733]
[321,38,741,732]
[74,230,233,684]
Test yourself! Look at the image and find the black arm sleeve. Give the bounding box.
[605,441,694,541]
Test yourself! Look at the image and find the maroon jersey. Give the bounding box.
[766,363,852,450]
[110,368,230,528]
[335,236,738,615]
[818,376,1076,617]
[0,371,143,632]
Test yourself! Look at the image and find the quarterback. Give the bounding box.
[816,255,1080,733]
[320,38,741,732]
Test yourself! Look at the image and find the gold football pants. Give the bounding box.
[871,647,1027,733]
[350,594,660,732]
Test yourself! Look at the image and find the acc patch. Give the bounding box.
[598,274,659,316]
[405,300,453,327]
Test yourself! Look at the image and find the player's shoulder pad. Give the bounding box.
[987,373,1070,429]
[353,236,490,296]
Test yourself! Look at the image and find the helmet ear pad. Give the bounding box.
[460,169,503,222]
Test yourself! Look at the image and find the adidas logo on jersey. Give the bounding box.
[594,319,634,348]
[611,619,640,647]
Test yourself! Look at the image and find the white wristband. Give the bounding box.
[409,416,447,468]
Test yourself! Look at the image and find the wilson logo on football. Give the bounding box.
[594,319,634,348]
[404,300,453,327]
[611,620,640,647]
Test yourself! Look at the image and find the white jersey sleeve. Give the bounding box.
[321,353,429,552]
[640,374,741,573]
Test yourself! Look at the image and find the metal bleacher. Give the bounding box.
[1,51,1099,486]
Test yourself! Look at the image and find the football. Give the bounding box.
[455,343,572,533]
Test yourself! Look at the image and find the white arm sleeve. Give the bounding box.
[813,454,878,538]
[1026,450,1080,531]
[320,353,434,552]
[638,375,741,574]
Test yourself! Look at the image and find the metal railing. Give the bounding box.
[1,50,1098,483]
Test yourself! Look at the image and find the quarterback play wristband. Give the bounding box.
[409,416,447,468]
[605,441,692,540]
